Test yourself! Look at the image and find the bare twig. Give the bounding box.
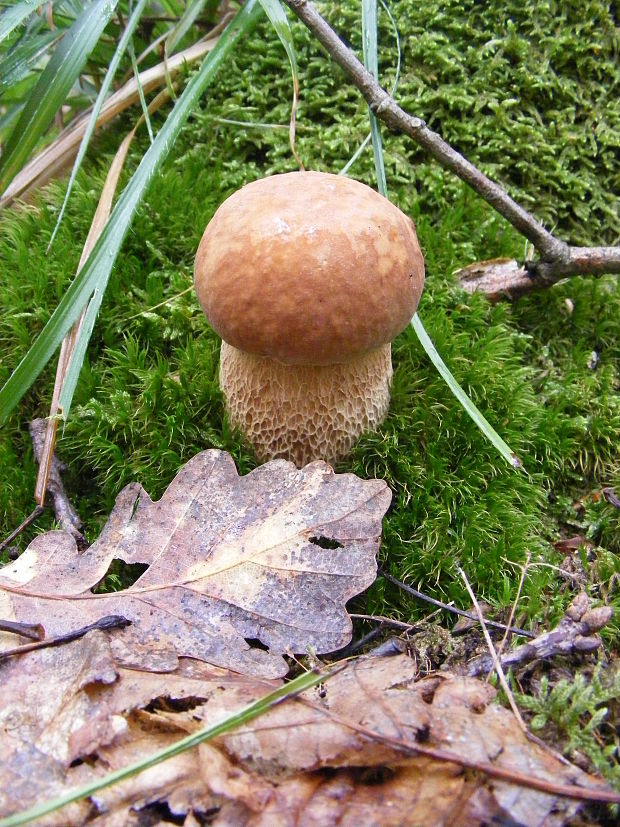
[0,615,130,661]
[349,612,425,631]
[0,506,45,555]
[283,0,620,291]
[29,419,85,547]
[465,592,612,678]
[311,701,620,804]
[0,619,45,641]
[459,566,527,731]
[379,569,535,638]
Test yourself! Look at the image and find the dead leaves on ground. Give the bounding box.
[0,450,390,677]
[0,640,608,826]
[0,450,616,825]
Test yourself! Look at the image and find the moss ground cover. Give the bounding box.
[1,0,619,787]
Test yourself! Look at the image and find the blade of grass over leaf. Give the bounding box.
[0,0,264,426]
[258,0,302,166]
[47,0,151,251]
[0,667,331,827]
[0,0,42,42]
[361,0,520,470]
[0,0,119,194]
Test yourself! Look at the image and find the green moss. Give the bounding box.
[1,0,618,642]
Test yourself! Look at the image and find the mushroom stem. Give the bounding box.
[219,341,393,467]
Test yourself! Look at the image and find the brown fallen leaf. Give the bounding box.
[1,638,614,826]
[182,656,613,827]
[0,450,390,677]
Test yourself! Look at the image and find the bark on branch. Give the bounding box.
[464,592,612,678]
[283,0,620,297]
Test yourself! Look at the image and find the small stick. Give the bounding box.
[465,592,612,677]
[29,419,85,548]
[458,566,527,731]
[0,615,131,661]
[0,619,45,641]
[283,0,620,288]
[380,569,535,638]
[349,612,424,631]
[0,506,45,554]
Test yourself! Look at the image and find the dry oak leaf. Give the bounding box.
[138,656,608,827]
[0,450,391,677]
[0,629,277,825]
[1,642,612,827]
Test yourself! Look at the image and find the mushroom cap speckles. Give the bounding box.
[194,171,425,366]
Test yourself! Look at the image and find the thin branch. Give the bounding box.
[0,506,44,555]
[312,702,620,804]
[29,419,85,548]
[284,0,620,290]
[380,569,535,638]
[0,615,130,662]
[465,592,612,678]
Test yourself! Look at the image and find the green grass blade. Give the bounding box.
[47,0,151,251]
[257,0,300,161]
[165,0,208,55]
[0,0,42,42]
[411,314,522,468]
[0,0,264,426]
[0,29,61,93]
[129,39,154,143]
[57,289,103,419]
[258,0,298,80]
[361,0,386,192]
[341,0,400,176]
[360,0,521,469]
[0,0,119,193]
[0,667,329,827]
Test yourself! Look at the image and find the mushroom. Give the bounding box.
[194,170,425,466]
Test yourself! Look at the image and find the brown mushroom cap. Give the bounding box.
[194,171,424,366]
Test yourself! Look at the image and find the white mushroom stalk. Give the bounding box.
[194,171,425,466]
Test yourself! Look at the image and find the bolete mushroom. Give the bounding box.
[194,171,425,466]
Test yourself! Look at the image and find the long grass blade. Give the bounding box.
[411,315,522,468]
[0,35,223,209]
[0,0,119,193]
[129,39,154,144]
[360,0,521,469]
[0,0,264,426]
[165,0,207,55]
[0,29,61,93]
[47,0,151,251]
[0,667,330,827]
[341,0,400,176]
[0,0,42,42]
[258,0,302,165]
[361,0,386,191]
[34,127,137,505]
